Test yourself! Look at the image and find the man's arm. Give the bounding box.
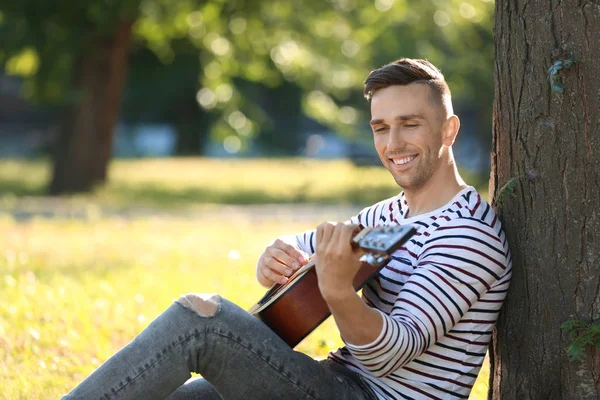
[315,219,510,377]
[322,288,384,346]
[314,222,384,345]
[256,198,393,288]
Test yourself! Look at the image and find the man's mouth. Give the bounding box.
[390,155,417,166]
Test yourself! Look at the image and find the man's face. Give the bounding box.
[369,83,448,190]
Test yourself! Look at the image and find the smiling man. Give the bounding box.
[366,60,465,218]
[63,59,511,400]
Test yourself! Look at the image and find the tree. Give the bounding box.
[0,0,495,193]
[0,1,140,193]
[490,1,599,398]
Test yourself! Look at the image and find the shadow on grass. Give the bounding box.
[0,179,45,197]
[0,171,399,206]
[106,183,400,207]
[0,173,488,208]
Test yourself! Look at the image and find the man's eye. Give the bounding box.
[405,124,418,128]
[374,127,387,133]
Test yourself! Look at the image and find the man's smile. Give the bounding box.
[389,154,418,168]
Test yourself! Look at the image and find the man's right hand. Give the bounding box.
[256,239,309,287]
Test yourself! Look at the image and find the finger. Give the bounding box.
[262,254,295,277]
[296,249,310,265]
[329,223,345,249]
[259,264,289,285]
[273,239,309,266]
[267,247,301,271]
[338,224,359,252]
[347,223,362,234]
[316,222,335,250]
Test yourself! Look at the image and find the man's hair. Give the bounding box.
[364,58,452,114]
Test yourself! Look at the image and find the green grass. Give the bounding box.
[0,158,487,209]
[0,158,489,399]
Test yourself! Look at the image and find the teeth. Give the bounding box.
[392,156,416,165]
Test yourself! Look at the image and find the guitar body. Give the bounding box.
[249,225,415,348]
[254,262,384,347]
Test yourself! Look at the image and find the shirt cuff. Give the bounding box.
[343,308,388,352]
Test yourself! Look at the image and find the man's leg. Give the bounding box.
[167,377,222,400]
[62,294,376,400]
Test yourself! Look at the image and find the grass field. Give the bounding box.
[0,158,487,209]
[0,158,406,207]
[0,158,489,399]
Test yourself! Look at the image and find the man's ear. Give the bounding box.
[442,115,460,146]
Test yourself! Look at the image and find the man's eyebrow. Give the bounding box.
[369,114,425,125]
[395,114,425,121]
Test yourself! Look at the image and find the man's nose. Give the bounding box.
[387,127,406,150]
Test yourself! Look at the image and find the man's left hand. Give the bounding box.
[315,222,363,299]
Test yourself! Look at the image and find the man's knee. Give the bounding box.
[176,293,221,317]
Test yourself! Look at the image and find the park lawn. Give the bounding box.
[0,214,489,399]
[0,158,490,399]
[0,158,487,209]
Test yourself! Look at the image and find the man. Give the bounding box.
[63,58,511,400]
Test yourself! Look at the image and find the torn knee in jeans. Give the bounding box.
[177,293,220,317]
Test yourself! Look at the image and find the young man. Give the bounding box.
[63,59,511,400]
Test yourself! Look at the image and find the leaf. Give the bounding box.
[562,320,600,362]
[552,83,564,93]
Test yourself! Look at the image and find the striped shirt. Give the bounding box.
[289,186,511,399]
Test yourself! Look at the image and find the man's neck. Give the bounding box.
[403,163,467,219]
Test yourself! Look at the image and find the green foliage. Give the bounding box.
[0,0,495,144]
[0,0,140,102]
[561,320,600,361]
[547,57,576,94]
[495,177,518,211]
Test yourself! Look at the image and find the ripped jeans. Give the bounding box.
[61,294,378,400]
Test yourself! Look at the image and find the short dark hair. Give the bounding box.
[364,58,451,112]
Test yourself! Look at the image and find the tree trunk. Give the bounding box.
[49,20,133,194]
[490,1,600,399]
[174,98,209,155]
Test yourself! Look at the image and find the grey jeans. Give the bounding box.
[62,295,377,400]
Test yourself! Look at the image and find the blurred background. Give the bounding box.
[0,0,493,195]
[0,0,494,398]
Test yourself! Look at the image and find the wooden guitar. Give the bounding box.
[248,225,416,347]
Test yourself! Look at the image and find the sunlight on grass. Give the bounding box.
[0,158,490,399]
[0,213,489,399]
[0,158,487,209]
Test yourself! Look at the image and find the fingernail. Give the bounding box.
[298,255,305,263]
[279,276,288,284]
[292,262,299,269]
[285,268,292,276]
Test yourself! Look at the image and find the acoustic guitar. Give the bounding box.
[248,225,416,347]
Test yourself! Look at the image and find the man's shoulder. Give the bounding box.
[418,193,509,269]
[448,188,498,226]
[426,188,504,243]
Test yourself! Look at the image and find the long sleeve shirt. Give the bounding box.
[286,186,512,399]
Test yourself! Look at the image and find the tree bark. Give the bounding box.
[49,20,133,194]
[490,1,600,399]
